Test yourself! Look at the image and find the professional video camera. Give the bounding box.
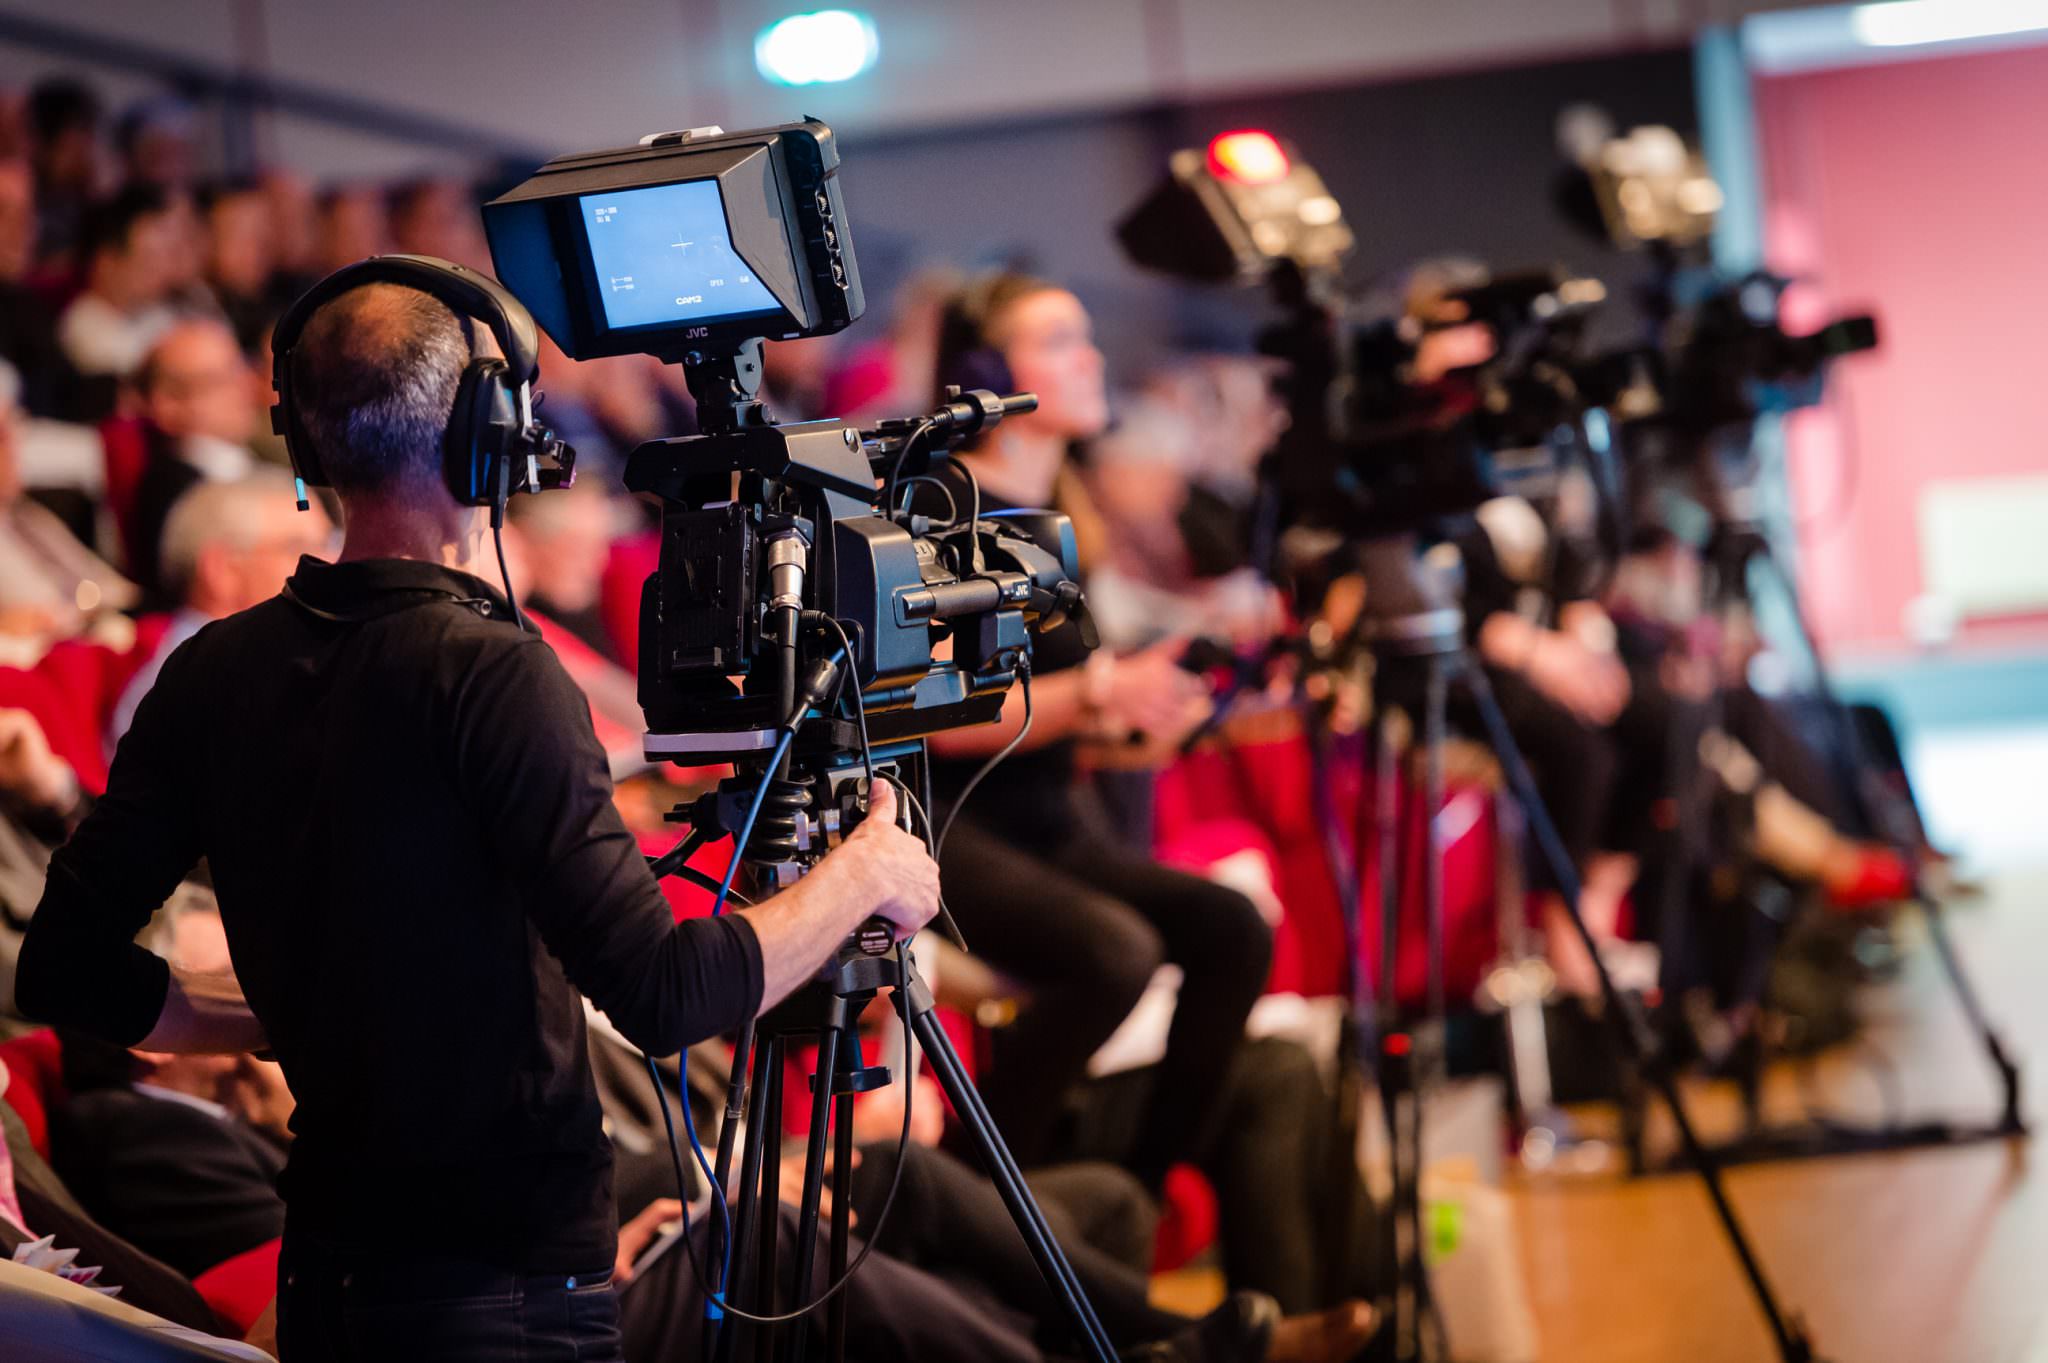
[1117,132,1509,540]
[483,122,1117,1363]
[484,121,1085,772]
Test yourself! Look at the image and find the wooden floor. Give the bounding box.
[1513,867,2048,1363]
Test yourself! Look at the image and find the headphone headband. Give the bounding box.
[270,253,541,391]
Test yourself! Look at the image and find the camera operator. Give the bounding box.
[12,276,941,1362]
[916,272,1274,1186]
[1394,262,1638,993]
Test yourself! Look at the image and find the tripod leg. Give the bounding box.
[784,1023,843,1363]
[1753,543,2022,1126]
[709,1038,763,1363]
[900,978,1118,1363]
[1369,707,1413,1359]
[756,1038,786,1363]
[1462,663,1815,1363]
[827,1080,856,1363]
[715,1037,778,1363]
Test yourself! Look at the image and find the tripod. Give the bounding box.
[1658,517,2026,1168]
[1322,534,1823,1363]
[659,749,1119,1363]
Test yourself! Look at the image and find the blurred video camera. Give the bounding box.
[484,121,1085,768]
[1117,131,1519,539]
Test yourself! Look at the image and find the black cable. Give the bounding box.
[883,419,936,520]
[492,458,530,634]
[934,661,1031,863]
[891,475,960,528]
[818,615,874,782]
[899,780,967,953]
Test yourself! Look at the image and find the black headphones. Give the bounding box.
[934,272,1029,401]
[269,253,574,514]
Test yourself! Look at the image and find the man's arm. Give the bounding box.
[14,646,209,1048]
[451,640,939,1057]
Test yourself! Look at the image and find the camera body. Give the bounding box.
[487,121,1082,768]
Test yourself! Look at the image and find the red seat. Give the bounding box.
[0,665,109,795]
[0,1028,64,1159]
[191,1238,280,1333]
[98,416,150,573]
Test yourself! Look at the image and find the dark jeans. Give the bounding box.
[938,816,1274,1182]
[277,1233,623,1363]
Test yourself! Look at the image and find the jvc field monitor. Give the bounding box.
[578,179,786,331]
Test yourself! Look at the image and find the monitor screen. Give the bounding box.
[578,180,787,331]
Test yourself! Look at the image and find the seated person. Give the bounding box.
[55,185,183,392]
[917,272,1275,1193]
[0,355,137,652]
[107,471,332,748]
[126,318,270,603]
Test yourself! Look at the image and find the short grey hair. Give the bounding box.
[158,468,302,601]
[290,282,470,497]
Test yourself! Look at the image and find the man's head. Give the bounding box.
[114,96,197,190]
[26,79,99,195]
[199,176,276,298]
[160,471,333,617]
[387,177,488,269]
[139,318,258,444]
[78,184,181,312]
[314,184,388,273]
[288,281,473,509]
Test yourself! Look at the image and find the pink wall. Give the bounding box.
[1753,44,2048,653]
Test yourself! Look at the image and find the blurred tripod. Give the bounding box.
[1308,533,1823,1363]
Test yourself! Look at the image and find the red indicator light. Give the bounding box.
[1207,130,1289,185]
[1384,1032,1413,1058]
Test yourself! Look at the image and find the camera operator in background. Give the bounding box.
[1391,260,1642,995]
[12,273,942,1362]
[916,271,1275,1190]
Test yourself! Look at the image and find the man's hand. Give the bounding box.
[614,1198,684,1284]
[1102,638,1210,741]
[1520,631,1631,727]
[222,1055,296,1143]
[0,708,75,812]
[828,780,941,940]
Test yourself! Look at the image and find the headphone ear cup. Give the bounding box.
[444,358,518,506]
[945,345,1016,399]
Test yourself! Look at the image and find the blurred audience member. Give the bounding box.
[921,272,1271,1189]
[0,159,64,417]
[113,96,198,192]
[198,178,279,350]
[822,266,961,420]
[55,185,182,384]
[313,183,388,273]
[53,894,290,1280]
[260,169,320,290]
[25,78,100,265]
[0,359,136,647]
[506,478,622,661]
[761,335,836,420]
[128,320,265,602]
[387,175,487,268]
[110,472,330,746]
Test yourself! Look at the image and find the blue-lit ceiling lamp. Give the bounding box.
[754,10,880,86]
